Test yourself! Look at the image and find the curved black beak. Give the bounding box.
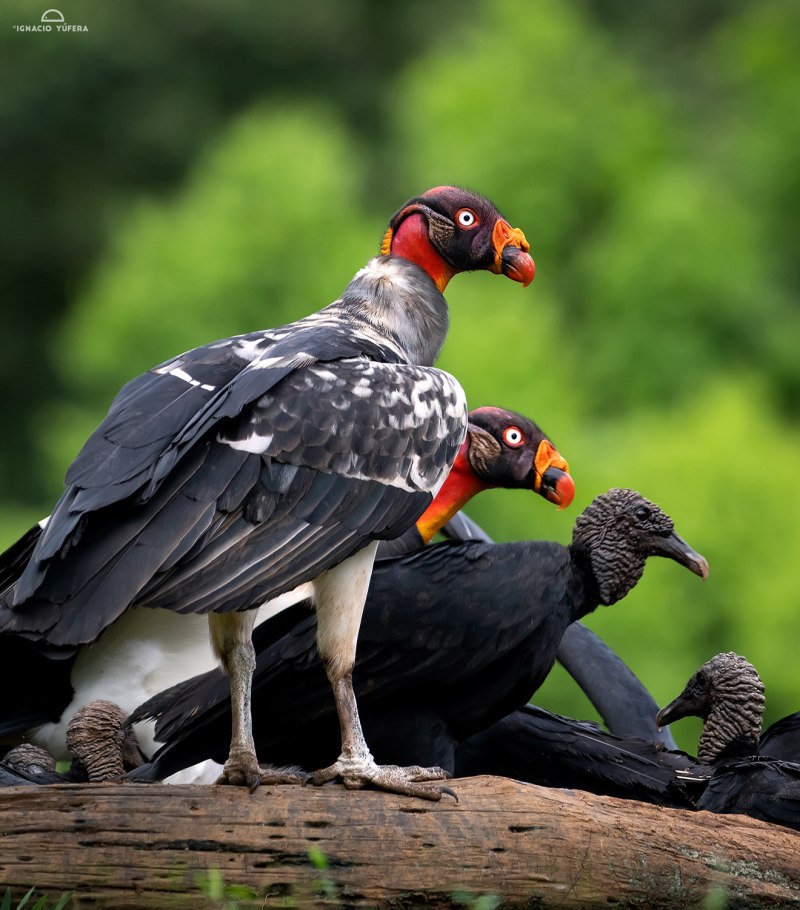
[656,686,705,728]
[650,531,709,580]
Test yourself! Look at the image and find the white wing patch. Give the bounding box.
[217,353,467,493]
[153,364,217,392]
[223,431,275,454]
[252,351,316,371]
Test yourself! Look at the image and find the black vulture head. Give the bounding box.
[66,699,148,782]
[572,488,708,606]
[657,652,765,764]
[381,186,535,291]
[2,742,56,776]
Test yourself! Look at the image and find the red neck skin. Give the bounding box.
[391,213,457,292]
[416,441,490,543]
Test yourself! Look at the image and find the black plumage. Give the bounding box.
[0,762,56,788]
[129,488,708,783]
[555,622,677,748]
[658,652,800,831]
[437,512,677,748]
[759,712,800,763]
[694,759,800,830]
[0,187,536,798]
[454,704,706,807]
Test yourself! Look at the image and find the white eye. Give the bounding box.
[503,426,524,447]
[456,208,478,228]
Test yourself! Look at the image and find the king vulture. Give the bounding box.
[0,187,534,799]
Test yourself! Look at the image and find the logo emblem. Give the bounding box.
[12,8,87,31]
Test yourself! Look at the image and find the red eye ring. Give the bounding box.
[503,426,524,447]
[456,208,478,228]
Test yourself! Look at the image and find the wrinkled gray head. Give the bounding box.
[657,652,766,764]
[2,742,56,776]
[572,488,708,606]
[66,699,147,782]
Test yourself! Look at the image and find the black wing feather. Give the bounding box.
[455,705,706,807]
[759,712,800,763]
[698,760,800,831]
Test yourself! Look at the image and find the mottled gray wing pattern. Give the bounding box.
[221,358,467,492]
[3,346,466,649]
[12,320,405,601]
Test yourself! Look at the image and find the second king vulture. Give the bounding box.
[0,187,535,799]
[0,406,573,763]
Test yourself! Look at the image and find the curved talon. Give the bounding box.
[215,767,261,792]
[216,747,263,791]
[440,785,459,803]
[214,759,261,791]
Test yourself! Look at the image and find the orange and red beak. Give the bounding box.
[492,219,535,287]
[533,439,575,510]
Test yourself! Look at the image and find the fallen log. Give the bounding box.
[0,776,798,908]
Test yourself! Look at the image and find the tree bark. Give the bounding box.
[0,776,797,908]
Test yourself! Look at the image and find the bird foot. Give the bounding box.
[216,749,308,792]
[309,758,457,802]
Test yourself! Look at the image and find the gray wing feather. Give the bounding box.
[4,336,466,649]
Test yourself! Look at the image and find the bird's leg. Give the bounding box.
[309,544,455,802]
[209,612,305,791]
[331,671,372,772]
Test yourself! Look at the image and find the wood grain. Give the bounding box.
[1,776,798,908]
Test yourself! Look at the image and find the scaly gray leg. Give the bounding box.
[209,612,305,791]
[309,544,456,802]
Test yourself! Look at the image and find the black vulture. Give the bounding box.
[0,187,536,799]
[0,702,145,786]
[436,512,678,748]
[129,488,708,783]
[0,406,571,764]
[657,652,800,831]
[1,743,60,783]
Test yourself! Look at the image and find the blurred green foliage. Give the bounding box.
[1,0,798,751]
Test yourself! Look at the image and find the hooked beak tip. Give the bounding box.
[501,246,536,286]
[541,467,575,510]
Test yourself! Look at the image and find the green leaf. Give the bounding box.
[13,887,35,910]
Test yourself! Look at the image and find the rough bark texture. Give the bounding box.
[0,776,798,908]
